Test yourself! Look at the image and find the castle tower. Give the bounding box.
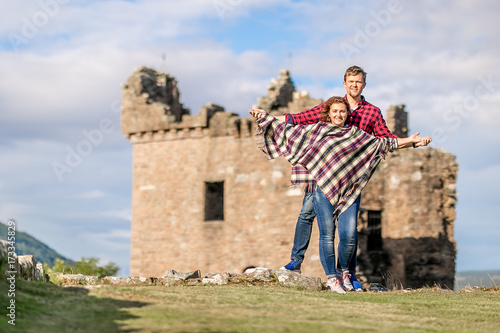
[386,104,409,138]
[254,69,295,112]
[121,66,190,135]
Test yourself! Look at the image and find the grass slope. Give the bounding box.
[1,275,499,333]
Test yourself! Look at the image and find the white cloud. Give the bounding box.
[78,190,107,199]
[84,228,131,241]
[0,202,35,220]
[102,209,131,221]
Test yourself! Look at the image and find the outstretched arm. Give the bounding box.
[372,111,431,148]
[249,108,333,165]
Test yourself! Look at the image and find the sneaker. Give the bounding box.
[342,272,354,291]
[280,260,301,274]
[326,277,346,294]
[350,274,364,291]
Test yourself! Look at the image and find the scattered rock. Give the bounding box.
[0,240,19,276]
[164,269,201,280]
[47,267,327,292]
[17,255,49,282]
[0,243,341,293]
[35,262,46,281]
[158,277,186,287]
[103,276,156,286]
[202,272,230,285]
[276,270,323,291]
[53,273,100,285]
[244,267,275,282]
[369,283,388,292]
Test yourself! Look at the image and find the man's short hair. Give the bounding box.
[344,66,367,82]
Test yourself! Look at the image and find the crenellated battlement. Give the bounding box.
[121,67,324,143]
[126,113,257,144]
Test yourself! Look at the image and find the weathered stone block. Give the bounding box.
[54,273,100,285]
[164,269,201,280]
[276,270,323,291]
[202,272,230,285]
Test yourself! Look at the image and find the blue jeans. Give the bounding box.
[290,186,360,276]
[290,189,316,263]
[337,194,360,275]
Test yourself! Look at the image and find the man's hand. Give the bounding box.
[407,132,432,147]
[415,134,432,147]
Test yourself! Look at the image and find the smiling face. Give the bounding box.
[343,74,366,99]
[329,103,349,126]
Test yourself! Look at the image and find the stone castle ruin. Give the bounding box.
[121,66,458,289]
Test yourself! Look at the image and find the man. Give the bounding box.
[250,97,429,293]
[279,65,429,291]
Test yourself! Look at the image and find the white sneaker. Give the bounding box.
[326,277,346,294]
[342,272,354,291]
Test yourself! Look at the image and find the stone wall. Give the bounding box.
[122,67,457,288]
[358,148,457,289]
[0,239,49,282]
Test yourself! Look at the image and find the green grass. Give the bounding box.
[106,285,500,333]
[2,276,499,333]
[0,276,146,332]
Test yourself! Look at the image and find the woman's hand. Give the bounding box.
[409,132,432,147]
[249,109,268,119]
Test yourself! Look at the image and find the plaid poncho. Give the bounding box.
[255,114,398,218]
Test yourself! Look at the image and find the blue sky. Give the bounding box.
[1,0,499,276]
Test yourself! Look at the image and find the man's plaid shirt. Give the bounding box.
[284,95,397,186]
[256,114,398,218]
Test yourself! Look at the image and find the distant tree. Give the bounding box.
[74,257,119,277]
[47,257,119,277]
[50,258,75,274]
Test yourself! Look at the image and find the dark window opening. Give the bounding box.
[367,210,383,251]
[204,181,224,221]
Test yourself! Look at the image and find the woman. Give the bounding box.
[250,96,430,293]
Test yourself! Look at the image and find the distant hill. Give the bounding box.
[455,270,500,290]
[0,221,74,267]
